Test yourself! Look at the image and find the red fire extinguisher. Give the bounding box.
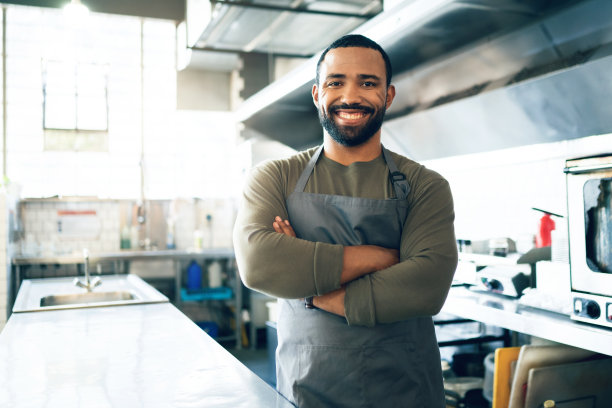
[532,208,563,248]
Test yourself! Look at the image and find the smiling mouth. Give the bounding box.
[330,104,373,122]
[336,111,368,120]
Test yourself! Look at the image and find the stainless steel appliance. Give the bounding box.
[564,154,612,328]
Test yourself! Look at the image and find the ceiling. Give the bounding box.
[1,0,186,21]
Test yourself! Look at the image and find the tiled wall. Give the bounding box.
[17,198,236,258]
[419,133,612,251]
[20,200,121,257]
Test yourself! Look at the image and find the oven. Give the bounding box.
[564,154,612,328]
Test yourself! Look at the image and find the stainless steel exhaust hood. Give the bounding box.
[237,0,612,156]
[190,0,383,56]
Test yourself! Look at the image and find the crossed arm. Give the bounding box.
[234,160,457,327]
[272,216,399,317]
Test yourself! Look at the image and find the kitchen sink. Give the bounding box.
[13,274,168,313]
[40,290,137,307]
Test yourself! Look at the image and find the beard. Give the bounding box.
[318,103,386,147]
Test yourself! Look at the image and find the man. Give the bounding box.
[233,34,457,407]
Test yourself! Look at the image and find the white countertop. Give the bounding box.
[0,303,293,408]
[443,286,612,356]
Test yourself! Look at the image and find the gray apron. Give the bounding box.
[277,145,445,408]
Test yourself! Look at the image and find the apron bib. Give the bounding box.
[277,146,445,408]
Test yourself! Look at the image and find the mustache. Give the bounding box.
[329,103,374,114]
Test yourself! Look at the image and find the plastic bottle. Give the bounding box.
[537,213,555,247]
[166,218,176,249]
[130,225,140,249]
[120,226,131,249]
[532,208,561,248]
[208,261,222,288]
[193,230,203,250]
[186,260,202,291]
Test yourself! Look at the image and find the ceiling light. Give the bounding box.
[63,0,89,23]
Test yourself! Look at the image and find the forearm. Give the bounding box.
[344,178,458,327]
[370,253,456,322]
[343,248,456,326]
[233,162,345,299]
[340,245,398,284]
[312,287,346,316]
[309,245,397,317]
[234,220,343,299]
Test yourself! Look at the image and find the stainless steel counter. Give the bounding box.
[10,249,244,349]
[0,302,293,407]
[12,249,236,300]
[442,286,612,356]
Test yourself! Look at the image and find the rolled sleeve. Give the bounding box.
[344,276,376,327]
[313,242,344,295]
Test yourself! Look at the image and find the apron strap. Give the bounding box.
[382,146,411,200]
[294,145,410,200]
[294,145,324,193]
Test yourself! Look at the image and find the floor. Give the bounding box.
[226,327,276,387]
[229,346,275,387]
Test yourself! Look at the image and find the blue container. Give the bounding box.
[180,287,233,301]
[196,321,219,338]
[186,260,202,291]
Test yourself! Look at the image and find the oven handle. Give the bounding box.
[564,163,612,174]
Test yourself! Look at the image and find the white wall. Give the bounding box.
[3,5,238,200]
[410,133,612,247]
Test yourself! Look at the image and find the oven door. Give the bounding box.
[565,155,612,327]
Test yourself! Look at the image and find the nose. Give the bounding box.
[339,82,362,105]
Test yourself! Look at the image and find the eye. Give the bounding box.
[362,81,377,87]
[327,81,342,87]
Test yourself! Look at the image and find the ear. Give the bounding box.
[385,84,396,109]
[312,83,319,108]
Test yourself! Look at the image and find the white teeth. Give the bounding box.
[337,111,365,119]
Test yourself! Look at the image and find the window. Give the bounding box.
[42,59,109,151]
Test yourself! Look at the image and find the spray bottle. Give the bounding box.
[532,208,563,248]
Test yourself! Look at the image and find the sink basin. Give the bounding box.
[40,290,137,307]
[13,274,168,313]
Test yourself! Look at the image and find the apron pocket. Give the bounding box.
[363,342,422,407]
[294,344,366,408]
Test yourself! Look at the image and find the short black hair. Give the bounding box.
[316,34,392,87]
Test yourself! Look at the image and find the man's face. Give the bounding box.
[313,47,395,147]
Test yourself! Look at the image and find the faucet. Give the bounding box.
[74,248,101,292]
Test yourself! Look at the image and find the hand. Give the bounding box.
[272,216,296,237]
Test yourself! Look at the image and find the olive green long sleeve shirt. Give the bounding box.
[233,146,458,327]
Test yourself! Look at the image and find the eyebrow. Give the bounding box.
[324,73,382,81]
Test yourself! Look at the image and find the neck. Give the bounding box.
[323,133,382,166]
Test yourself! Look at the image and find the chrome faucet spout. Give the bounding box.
[74,249,102,292]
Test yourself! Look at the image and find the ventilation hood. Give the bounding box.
[187,0,383,56]
[237,0,612,158]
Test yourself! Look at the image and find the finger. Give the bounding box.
[273,217,291,235]
[272,221,282,233]
[277,218,294,236]
[274,216,296,237]
[283,220,297,237]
